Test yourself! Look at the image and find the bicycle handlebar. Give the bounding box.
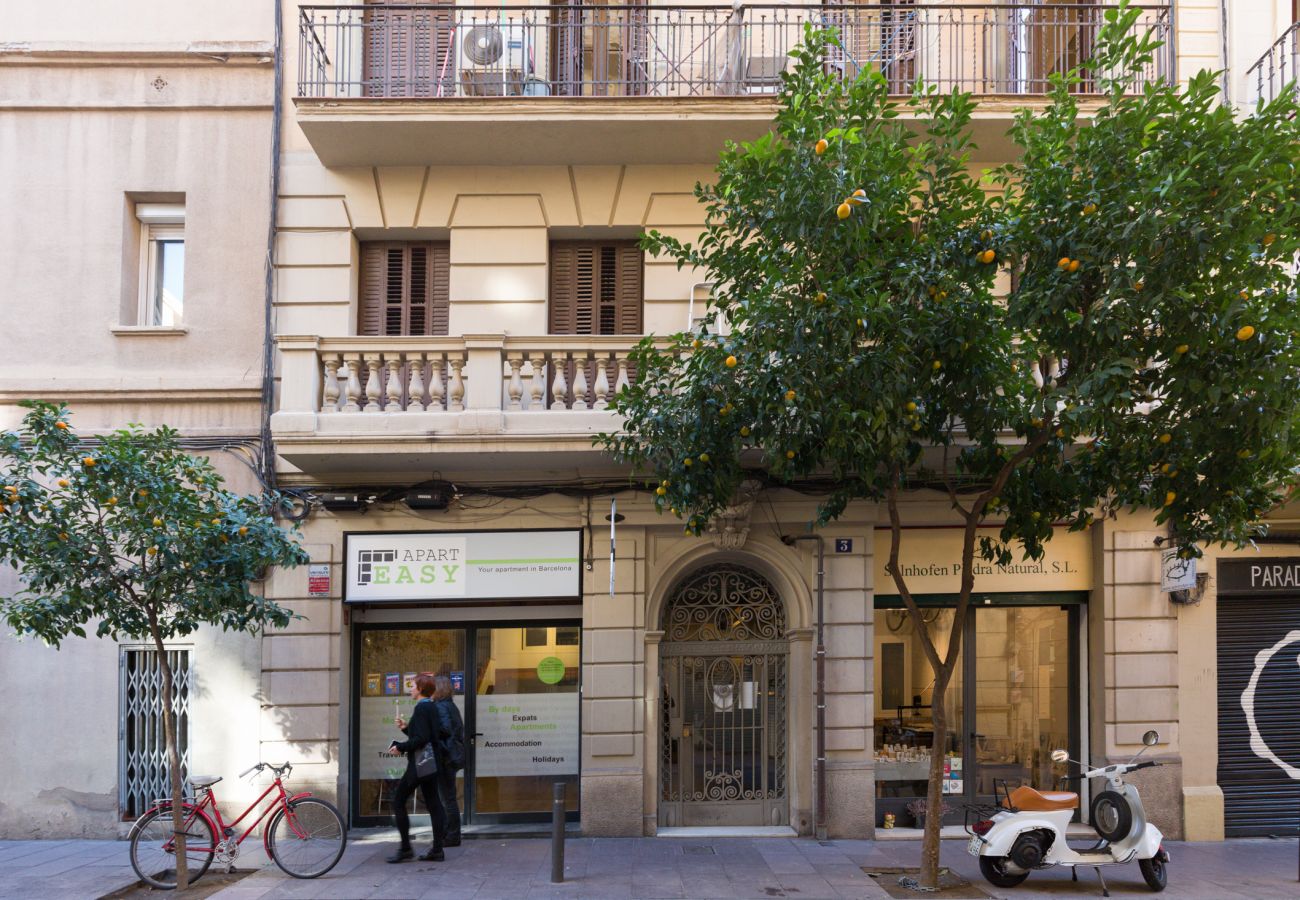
[240,761,294,779]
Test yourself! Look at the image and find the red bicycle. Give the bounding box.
[127,761,346,889]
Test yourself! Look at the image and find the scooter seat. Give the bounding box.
[1005,785,1079,812]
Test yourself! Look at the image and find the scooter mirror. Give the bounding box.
[1142,729,1160,746]
[1051,748,1069,762]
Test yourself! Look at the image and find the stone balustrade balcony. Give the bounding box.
[272,334,658,477]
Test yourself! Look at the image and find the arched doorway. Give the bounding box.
[659,564,789,827]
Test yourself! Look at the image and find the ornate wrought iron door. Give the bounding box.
[659,565,788,827]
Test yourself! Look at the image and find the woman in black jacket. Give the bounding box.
[431,674,466,845]
[386,673,447,862]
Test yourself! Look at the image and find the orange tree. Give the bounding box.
[0,401,308,890]
[603,6,1300,887]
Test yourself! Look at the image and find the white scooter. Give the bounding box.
[967,729,1169,896]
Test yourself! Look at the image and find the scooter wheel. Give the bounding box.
[1139,855,1168,892]
[979,856,1030,888]
[1090,790,1134,842]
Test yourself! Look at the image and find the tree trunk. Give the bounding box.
[150,622,188,891]
[920,672,951,888]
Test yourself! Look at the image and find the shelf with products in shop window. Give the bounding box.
[874,699,964,803]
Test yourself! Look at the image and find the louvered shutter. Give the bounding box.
[359,242,450,336]
[359,243,388,334]
[625,4,649,96]
[548,243,579,334]
[549,241,642,336]
[614,243,643,334]
[363,0,454,98]
[549,240,643,408]
[551,0,584,96]
[1029,1,1095,94]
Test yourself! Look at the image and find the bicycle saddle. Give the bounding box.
[190,775,223,787]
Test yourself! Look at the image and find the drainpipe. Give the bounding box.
[783,533,826,841]
[259,0,285,491]
[1219,0,1230,100]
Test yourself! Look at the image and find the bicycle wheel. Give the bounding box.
[128,804,217,890]
[267,796,347,879]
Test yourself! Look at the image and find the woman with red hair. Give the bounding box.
[385,672,448,862]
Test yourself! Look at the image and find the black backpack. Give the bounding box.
[437,699,466,771]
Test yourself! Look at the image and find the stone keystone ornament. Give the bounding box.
[707,480,761,550]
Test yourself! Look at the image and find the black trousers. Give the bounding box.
[436,767,461,838]
[393,767,446,850]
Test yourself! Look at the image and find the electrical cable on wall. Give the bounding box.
[258,0,286,492]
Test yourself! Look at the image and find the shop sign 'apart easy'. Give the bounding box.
[344,530,582,603]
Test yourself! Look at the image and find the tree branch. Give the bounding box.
[886,469,945,675]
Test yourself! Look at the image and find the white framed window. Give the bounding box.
[137,203,185,327]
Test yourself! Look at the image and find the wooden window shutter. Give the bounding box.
[358,242,450,336]
[614,242,643,335]
[363,0,454,98]
[549,241,643,335]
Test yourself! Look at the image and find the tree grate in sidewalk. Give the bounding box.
[864,866,991,899]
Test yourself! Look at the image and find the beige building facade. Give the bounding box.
[3,0,1300,845]
[0,1,277,835]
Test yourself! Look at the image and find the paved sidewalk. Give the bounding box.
[207,834,1300,900]
[1,835,1297,899]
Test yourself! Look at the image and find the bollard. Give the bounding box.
[551,781,566,884]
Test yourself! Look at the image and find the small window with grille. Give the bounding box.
[119,647,192,820]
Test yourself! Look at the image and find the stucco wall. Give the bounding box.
[0,57,272,431]
[8,1,273,48]
[0,8,275,835]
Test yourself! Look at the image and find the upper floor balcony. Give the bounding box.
[1248,21,1299,106]
[294,2,1172,166]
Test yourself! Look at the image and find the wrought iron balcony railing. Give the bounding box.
[1248,21,1300,106]
[297,3,1171,101]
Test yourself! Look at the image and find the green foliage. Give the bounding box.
[0,401,309,646]
[604,8,1300,563]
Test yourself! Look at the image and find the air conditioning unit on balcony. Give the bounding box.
[457,22,534,97]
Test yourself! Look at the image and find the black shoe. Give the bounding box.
[443,836,461,847]
[387,847,414,863]
[419,847,445,861]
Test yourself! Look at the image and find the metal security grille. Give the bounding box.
[1217,597,1300,836]
[119,648,192,820]
[660,565,788,827]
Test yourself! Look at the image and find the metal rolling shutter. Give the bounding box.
[1217,596,1300,836]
